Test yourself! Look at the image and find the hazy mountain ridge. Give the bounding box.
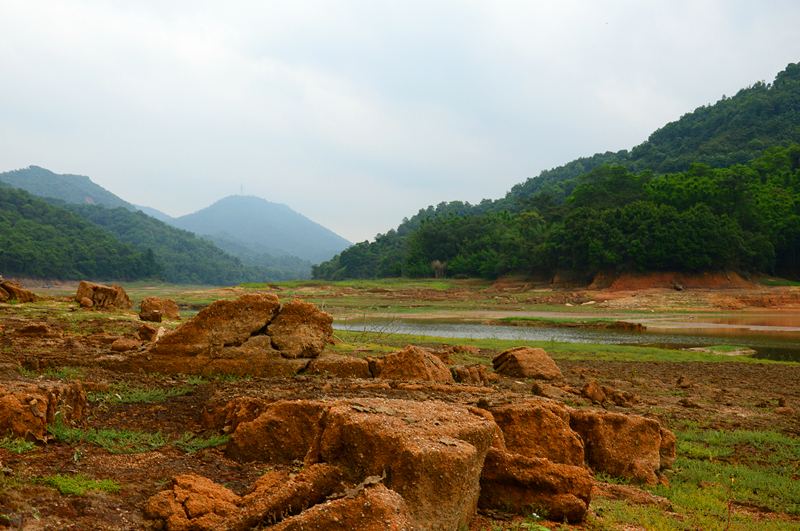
[170,195,352,264]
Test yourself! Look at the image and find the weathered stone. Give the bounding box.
[138,324,157,342]
[659,427,677,469]
[79,297,93,308]
[16,324,53,337]
[74,281,131,309]
[0,285,8,303]
[267,484,418,531]
[479,448,593,523]
[226,400,328,464]
[581,380,606,404]
[492,347,563,380]
[0,281,36,303]
[141,296,181,320]
[592,482,672,511]
[201,396,272,433]
[143,473,241,531]
[0,381,87,439]
[139,310,162,323]
[306,354,372,379]
[267,298,333,359]
[570,409,668,485]
[450,364,490,386]
[111,337,141,352]
[317,398,495,531]
[488,401,584,466]
[150,294,281,358]
[377,345,454,383]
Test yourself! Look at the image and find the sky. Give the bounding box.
[1,1,799,244]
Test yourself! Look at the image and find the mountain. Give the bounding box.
[169,195,352,264]
[313,62,800,281]
[134,204,175,223]
[0,166,135,210]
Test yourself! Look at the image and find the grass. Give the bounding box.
[0,436,38,454]
[36,473,121,496]
[174,433,231,454]
[88,382,195,404]
[48,418,171,454]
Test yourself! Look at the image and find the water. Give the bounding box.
[333,317,800,362]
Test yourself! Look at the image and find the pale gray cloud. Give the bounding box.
[1,0,798,243]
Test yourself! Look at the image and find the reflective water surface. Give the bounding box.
[334,317,800,362]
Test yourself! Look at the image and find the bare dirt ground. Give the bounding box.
[0,277,799,530]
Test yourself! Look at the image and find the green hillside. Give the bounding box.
[41,200,311,284]
[315,62,800,281]
[0,166,134,210]
[0,186,160,280]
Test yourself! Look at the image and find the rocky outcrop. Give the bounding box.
[120,294,334,377]
[266,298,333,359]
[450,363,491,386]
[0,281,36,303]
[488,401,584,466]
[74,281,131,309]
[306,354,372,379]
[569,409,675,485]
[377,345,454,383]
[0,381,87,439]
[478,448,593,523]
[492,347,563,380]
[140,296,181,320]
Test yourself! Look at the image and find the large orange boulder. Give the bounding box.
[225,400,328,464]
[144,473,241,531]
[74,281,131,309]
[140,296,181,320]
[377,345,454,383]
[492,347,563,380]
[488,400,584,466]
[0,281,36,303]
[569,409,674,485]
[479,448,593,523]
[267,298,333,359]
[317,399,495,531]
[268,484,418,531]
[0,382,87,439]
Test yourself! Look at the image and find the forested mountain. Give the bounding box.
[0,166,135,210]
[170,195,351,264]
[0,187,161,280]
[40,199,311,284]
[314,62,800,281]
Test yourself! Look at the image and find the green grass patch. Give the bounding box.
[37,473,121,496]
[760,277,800,287]
[48,419,171,454]
[174,433,231,454]
[0,436,38,454]
[43,366,86,380]
[88,383,195,404]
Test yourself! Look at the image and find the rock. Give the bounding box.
[16,324,53,337]
[306,354,372,379]
[74,281,131,309]
[224,464,343,531]
[581,380,606,404]
[140,296,181,320]
[678,398,702,409]
[775,406,794,417]
[266,484,418,531]
[569,409,671,485]
[676,375,692,388]
[0,281,36,303]
[139,310,162,323]
[377,345,454,383]
[143,473,241,531]
[267,298,333,359]
[111,337,141,352]
[659,428,677,469]
[492,347,563,380]
[0,382,87,439]
[225,400,328,464]
[592,482,672,510]
[488,401,584,466]
[450,364,490,386]
[317,398,495,531]
[138,324,157,342]
[79,297,93,308]
[0,285,8,303]
[201,396,272,433]
[478,448,593,523]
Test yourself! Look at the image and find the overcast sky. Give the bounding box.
[1,1,798,244]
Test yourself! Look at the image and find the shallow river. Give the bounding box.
[333,315,800,362]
